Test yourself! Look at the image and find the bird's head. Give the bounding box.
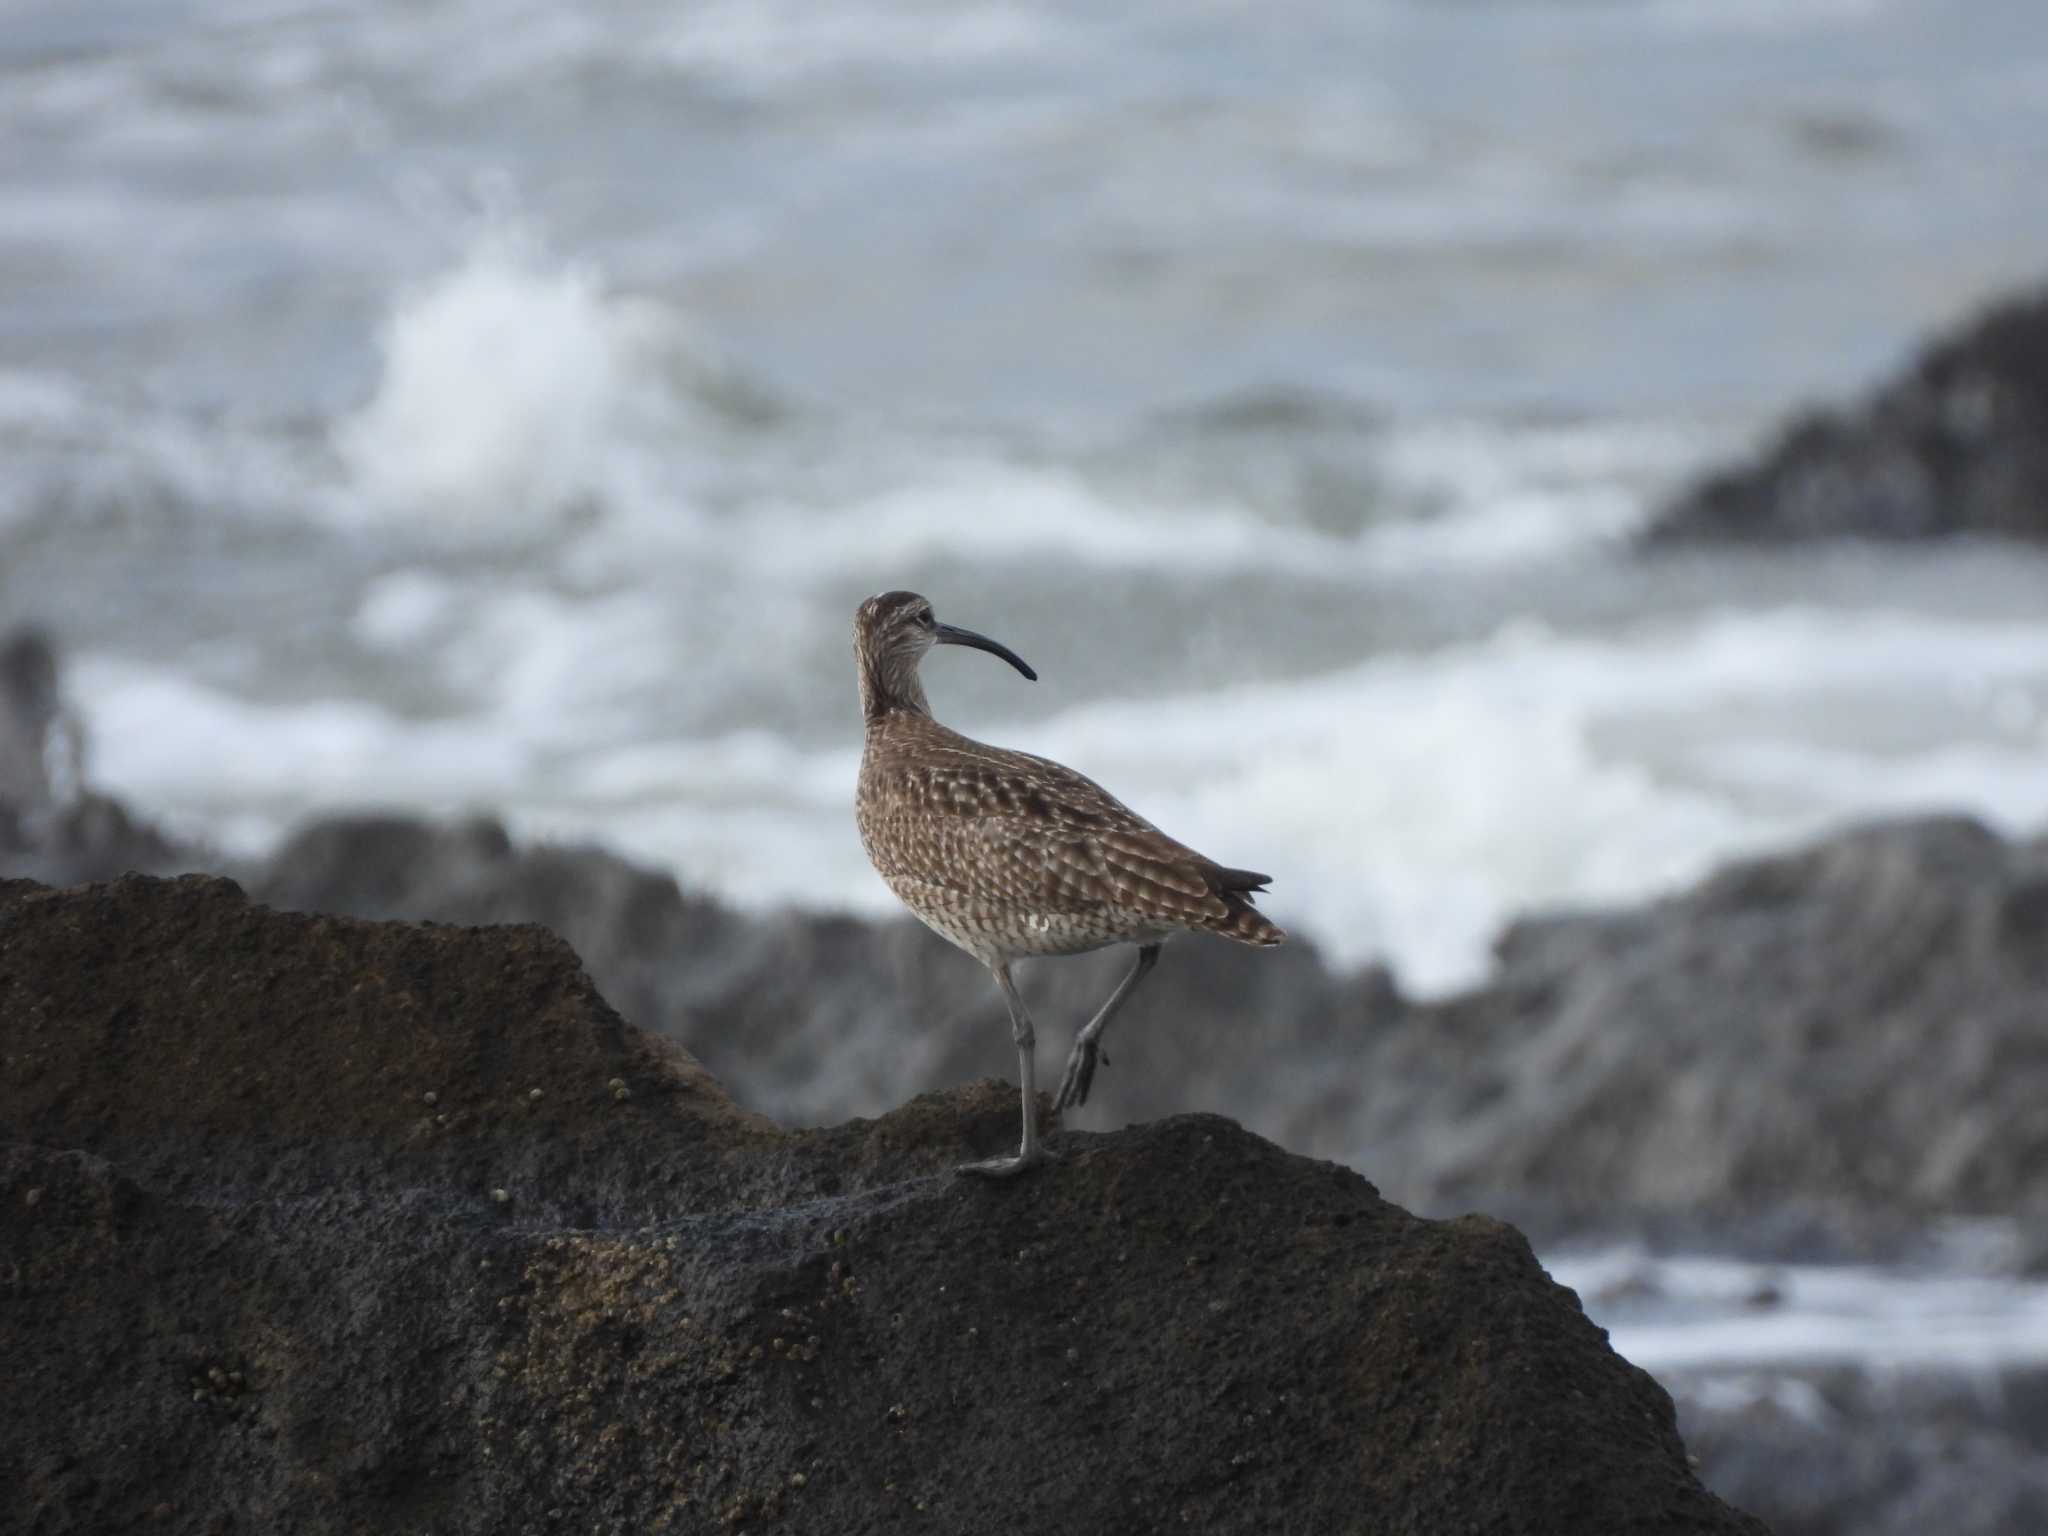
[853,590,1035,720]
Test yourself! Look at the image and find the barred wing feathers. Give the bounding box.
[860,723,1284,946]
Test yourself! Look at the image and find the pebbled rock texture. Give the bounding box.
[0,873,1763,1536]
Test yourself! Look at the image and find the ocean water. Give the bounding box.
[1551,1229,2048,1378]
[6,0,2048,994]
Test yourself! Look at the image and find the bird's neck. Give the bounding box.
[859,657,929,725]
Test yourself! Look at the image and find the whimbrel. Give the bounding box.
[853,590,1284,1178]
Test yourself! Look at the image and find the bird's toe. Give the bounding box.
[1053,1043,1100,1112]
[955,1148,1049,1180]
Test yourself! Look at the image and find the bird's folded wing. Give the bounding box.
[875,754,1234,923]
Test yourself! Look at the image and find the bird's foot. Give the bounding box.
[1052,1042,1109,1113]
[955,1146,1050,1180]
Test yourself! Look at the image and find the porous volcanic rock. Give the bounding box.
[1,873,1762,1535]
[1645,283,2048,543]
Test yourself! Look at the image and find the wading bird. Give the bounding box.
[853,590,1284,1177]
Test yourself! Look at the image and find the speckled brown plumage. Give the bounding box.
[851,589,1284,1176]
[858,711,1283,962]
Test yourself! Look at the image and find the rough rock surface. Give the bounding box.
[1670,1365,2048,1536]
[248,812,2048,1242]
[224,811,2048,1536]
[1645,284,2048,543]
[251,812,1397,1149]
[2,873,1761,1536]
[1379,815,2048,1233]
[0,624,192,889]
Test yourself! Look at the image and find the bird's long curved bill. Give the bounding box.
[934,622,1037,681]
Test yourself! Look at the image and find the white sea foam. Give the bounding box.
[324,236,1711,579]
[70,657,533,833]
[71,601,2048,997]
[739,462,1293,578]
[995,606,2048,988]
[351,569,461,652]
[0,369,85,431]
[1549,1243,2048,1375]
[1359,415,1709,569]
[334,238,722,536]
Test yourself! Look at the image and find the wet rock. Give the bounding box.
[1674,1365,2048,1536]
[250,811,1401,1152]
[1646,283,2048,544]
[1392,816,2048,1234]
[250,809,2048,1248]
[0,627,69,821]
[0,872,1761,1535]
[0,625,196,887]
[0,872,758,1221]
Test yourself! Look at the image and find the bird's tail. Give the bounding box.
[1206,865,1286,948]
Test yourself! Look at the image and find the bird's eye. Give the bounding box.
[917,610,936,629]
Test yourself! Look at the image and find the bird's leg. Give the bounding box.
[1054,942,1161,1113]
[957,962,1049,1179]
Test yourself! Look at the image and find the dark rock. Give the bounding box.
[249,811,1400,1149]
[0,872,1762,1535]
[1391,816,2048,1232]
[230,801,2048,1534]
[1645,284,2048,544]
[0,871,760,1221]
[1675,1366,2048,1536]
[250,809,2048,1245]
[0,625,199,887]
[2,789,194,888]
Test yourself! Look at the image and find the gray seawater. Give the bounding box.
[5,0,2048,994]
